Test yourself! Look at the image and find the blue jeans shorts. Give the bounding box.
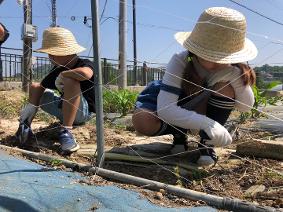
[39,89,93,125]
[135,80,161,111]
[135,80,193,111]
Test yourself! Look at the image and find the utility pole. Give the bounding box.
[118,0,127,89]
[22,0,32,92]
[51,0,57,27]
[132,0,137,85]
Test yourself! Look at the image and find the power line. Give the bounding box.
[228,0,283,26]
[100,16,184,31]
[100,0,108,21]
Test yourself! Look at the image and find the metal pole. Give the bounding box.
[51,0,57,27]
[118,0,127,89]
[22,0,32,93]
[90,0,105,166]
[132,0,137,85]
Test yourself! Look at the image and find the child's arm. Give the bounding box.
[207,66,255,112]
[157,52,211,130]
[61,67,93,81]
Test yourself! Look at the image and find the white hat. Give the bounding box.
[175,7,258,64]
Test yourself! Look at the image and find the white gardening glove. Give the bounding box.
[55,73,64,92]
[200,117,232,147]
[19,103,38,126]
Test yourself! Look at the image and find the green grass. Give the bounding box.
[0,92,25,118]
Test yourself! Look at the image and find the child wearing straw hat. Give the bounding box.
[132,7,257,166]
[16,27,95,154]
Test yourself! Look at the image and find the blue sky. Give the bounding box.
[1,0,283,67]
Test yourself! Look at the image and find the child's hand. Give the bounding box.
[201,118,232,147]
[55,73,64,92]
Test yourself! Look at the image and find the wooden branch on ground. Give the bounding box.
[236,139,283,160]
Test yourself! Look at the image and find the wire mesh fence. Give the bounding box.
[0,48,165,86]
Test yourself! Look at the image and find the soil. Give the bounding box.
[0,90,282,210]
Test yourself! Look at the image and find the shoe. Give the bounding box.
[15,121,34,146]
[197,131,218,166]
[170,133,188,154]
[58,128,80,153]
[197,146,218,166]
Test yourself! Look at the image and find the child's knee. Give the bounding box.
[132,110,161,136]
[62,77,79,87]
[29,82,41,91]
[212,82,235,98]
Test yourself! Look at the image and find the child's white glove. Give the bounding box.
[200,117,232,147]
[55,74,64,92]
[19,103,38,126]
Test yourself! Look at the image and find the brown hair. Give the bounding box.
[182,53,256,96]
[233,63,256,86]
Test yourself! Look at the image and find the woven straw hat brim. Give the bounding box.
[35,44,86,56]
[175,32,258,64]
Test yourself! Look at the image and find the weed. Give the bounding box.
[238,84,282,122]
[174,166,183,187]
[264,171,283,181]
[50,159,63,166]
[191,169,209,180]
[103,89,138,116]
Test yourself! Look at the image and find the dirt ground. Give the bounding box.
[0,90,282,210]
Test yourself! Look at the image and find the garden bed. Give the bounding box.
[0,89,282,210]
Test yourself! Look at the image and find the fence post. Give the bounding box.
[103,58,107,84]
[142,61,148,86]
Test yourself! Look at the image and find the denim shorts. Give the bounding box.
[135,80,193,112]
[39,89,93,125]
[135,80,161,111]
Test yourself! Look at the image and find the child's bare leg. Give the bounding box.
[29,83,45,106]
[61,77,81,127]
[132,109,161,136]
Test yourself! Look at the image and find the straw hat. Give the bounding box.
[175,7,258,64]
[35,27,85,56]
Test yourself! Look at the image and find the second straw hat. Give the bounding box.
[175,7,258,64]
[35,27,85,56]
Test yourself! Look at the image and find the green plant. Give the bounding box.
[265,81,282,90]
[50,159,63,166]
[239,112,251,123]
[250,85,267,118]
[21,95,29,106]
[191,169,209,180]
[103,89,138,116]
[239,83,283,122]
[174,166,183,187]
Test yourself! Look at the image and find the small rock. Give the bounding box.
[154,192,163,200]
[167,194,176,200]
[159,189,166,195]
[245,185,266,197]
